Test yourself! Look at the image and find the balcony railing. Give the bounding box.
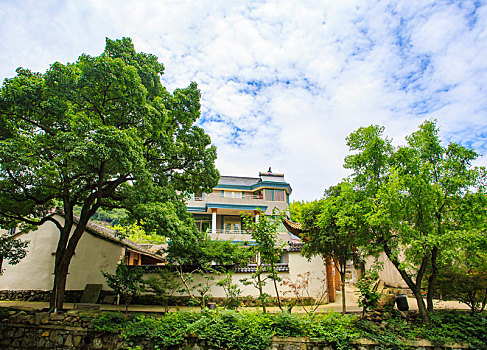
[211,229,249,235]
[191,193,263,202]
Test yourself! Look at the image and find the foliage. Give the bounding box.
[216,272,242,309]
[300,183,363,314]
[436,267,487,314]
[0,37,219,310]
[122,313,198,347]
[241,210,285,312]
[112,222,165,244]
[74,207,128,227]
[91,311,130,331]
[341,120,487,322]
[280,272,327,314]
[144,269,181,312]
[0,232,29,273]
[355,272,381,317]
[101,261,145,314]
[89,309,486,350]
[289,200,307,222]
[174,266,217,309]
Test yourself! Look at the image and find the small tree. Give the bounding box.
[102,261,145,314]
[0,233,29,273]
[436,229,487,314]
[355,272,381,318]
[165,229,251,309]
[280,272,327,314]
[216,271,242,309]
[241,211,285,312]
[145,268,181,312]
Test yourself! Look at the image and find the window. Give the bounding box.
[194,192,205,201]
[264,189,285,201]
[274,190,285,201]
[224,223,232,233]
[223,191,242,198]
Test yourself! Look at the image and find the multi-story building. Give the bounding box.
[186,169,294,244]
[185,169,326,299]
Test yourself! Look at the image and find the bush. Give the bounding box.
[89,309,486,350]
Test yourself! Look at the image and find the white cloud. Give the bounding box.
[1,0,486,200]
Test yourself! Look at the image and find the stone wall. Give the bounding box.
[0,308,471,350]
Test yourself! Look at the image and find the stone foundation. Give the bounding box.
[0,308,471,349]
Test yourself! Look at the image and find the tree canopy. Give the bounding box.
[343,120,486,322]
[0,37,219,310]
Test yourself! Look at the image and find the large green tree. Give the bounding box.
[0,38,219,311]
[345,120,486,322]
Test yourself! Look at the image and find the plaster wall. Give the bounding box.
[147,253,326,299]
[365,252,409,289]
[1,215,123,291]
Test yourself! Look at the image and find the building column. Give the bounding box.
[254,210,260,223]
[211,209,217,235]
[325,255,335,303]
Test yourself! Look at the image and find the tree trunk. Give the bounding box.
[270,261,282,311]
[341,271,346,314]
[257,273,266,313]
[335,262,341,291]
[382,242,429,323]
[427,246,439,312]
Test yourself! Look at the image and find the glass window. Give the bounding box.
[225,223,232,233]
[274,190,285,201]
[234,223,240,233]
[234,192,242,198]
[225,191,233,198]
[265,189,273,201]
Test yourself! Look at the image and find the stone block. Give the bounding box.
[73,335,82,346]
[65,334,73,347]
[80,284,103,303]
[49,330,58,342]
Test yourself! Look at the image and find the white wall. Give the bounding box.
[365,252,409,289]
[146,252,326,299]
[0,215,123,291]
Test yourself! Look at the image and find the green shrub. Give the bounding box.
[308,312,361,350]
[91,311,130,332]
[270,312,307,337]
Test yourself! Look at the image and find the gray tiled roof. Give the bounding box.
[218,176,261,186]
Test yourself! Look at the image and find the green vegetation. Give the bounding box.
[0,37,219,310]
[241,211,285,312]
[0,233,28,273]
[290,120,487,324]
[300,183,363,314]
[341,121,487,322]
[90,309,487,349]
[101,261,145,314]
[355,271,381,317]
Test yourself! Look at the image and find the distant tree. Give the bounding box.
[436,227,487,314]
[113,222,166,244]
[0,232,29,273]
[0,37,219,311]
[289,200,307,222]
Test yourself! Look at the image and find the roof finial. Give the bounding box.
[268,167,272,173]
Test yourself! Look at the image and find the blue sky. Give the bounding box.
[1,0,486,200]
